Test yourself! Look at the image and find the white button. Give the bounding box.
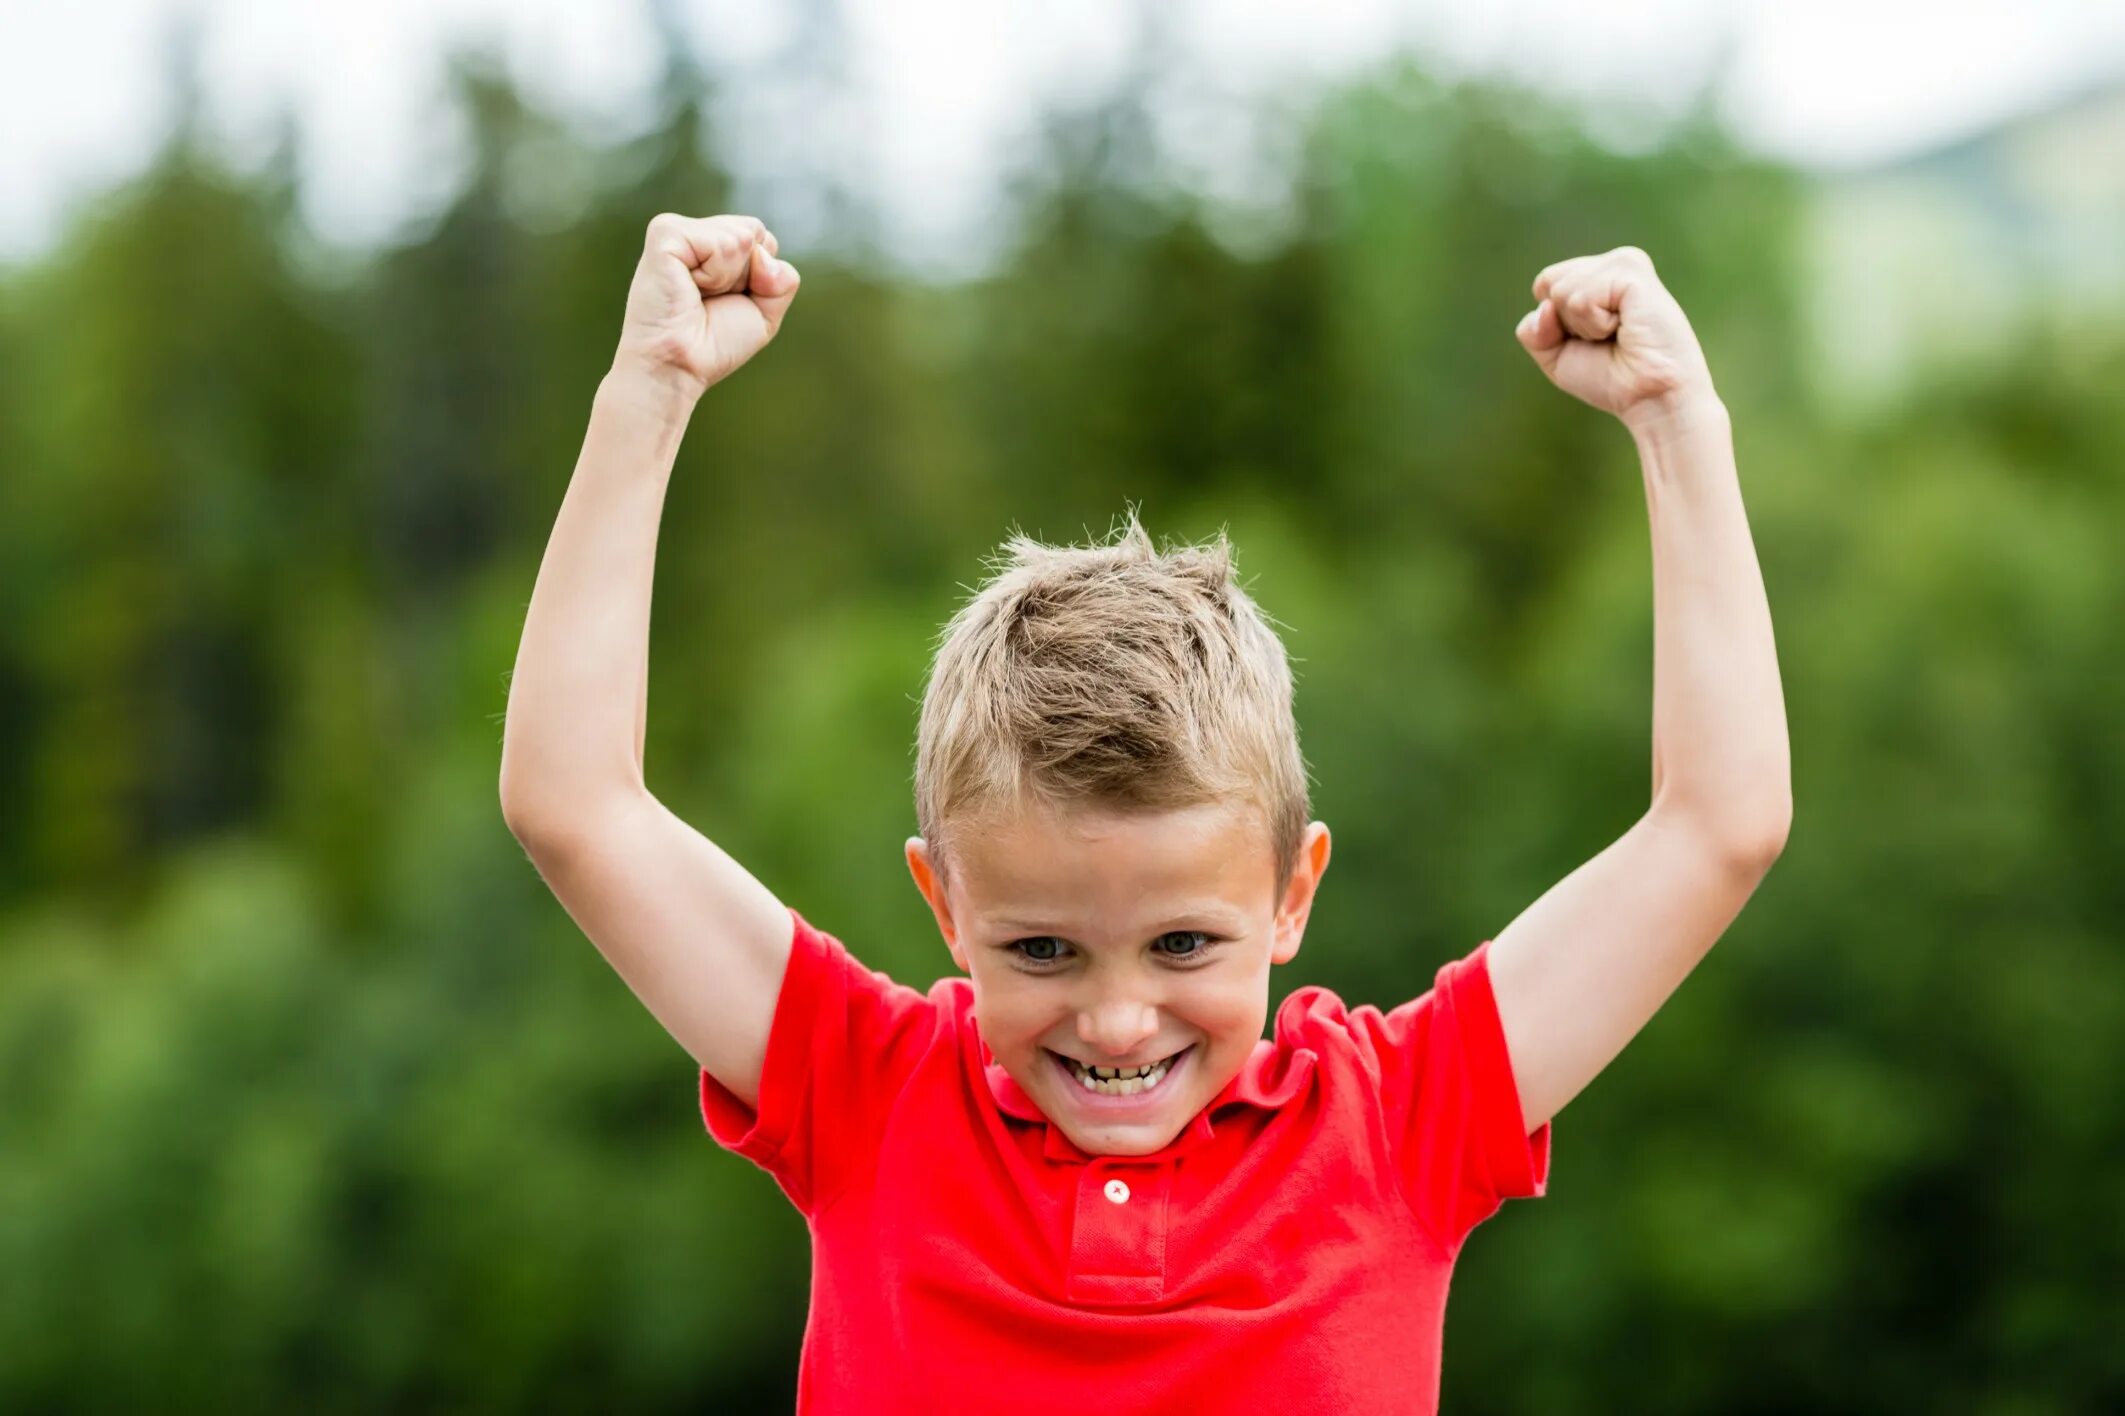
[1103,1179,1130,1204]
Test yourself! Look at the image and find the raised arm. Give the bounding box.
[499,213,803,1108]
[1487,247,1792,1132]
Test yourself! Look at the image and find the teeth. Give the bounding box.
[1065,1050,1181,1096]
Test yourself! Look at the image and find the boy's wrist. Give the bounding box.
[602,356,706,422]
[1623,389,1729,449]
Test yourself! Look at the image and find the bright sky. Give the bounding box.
[3,0,2122,273]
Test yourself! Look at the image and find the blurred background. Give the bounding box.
[3,0,2122,1410]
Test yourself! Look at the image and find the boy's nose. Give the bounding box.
[1076,998,1160,1058]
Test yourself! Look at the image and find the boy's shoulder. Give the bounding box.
[1262,944,1505,1095]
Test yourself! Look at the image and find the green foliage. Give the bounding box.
[2,33,2119,1414]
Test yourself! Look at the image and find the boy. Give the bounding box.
[499,214,1790,1412]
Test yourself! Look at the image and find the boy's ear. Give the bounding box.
[905,837,969,971]
[1270,821,1332,966]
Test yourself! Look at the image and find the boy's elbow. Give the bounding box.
[499,770,563,842]
[1729,794,1792,872]
[498,766,528,829]
[500,772,651,848]
[1654,786,1790,872]
[1747,812,1790,871]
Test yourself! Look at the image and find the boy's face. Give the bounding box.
[906,797,1331,1158]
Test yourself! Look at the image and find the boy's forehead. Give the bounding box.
[951,798,1273,923]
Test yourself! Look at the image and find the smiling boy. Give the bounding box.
[500,216,1791,1413]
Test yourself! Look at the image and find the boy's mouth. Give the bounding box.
[1046,1045,1193,1100]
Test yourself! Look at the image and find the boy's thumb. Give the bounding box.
[1515,300,1561,370]
[1515,302,1545,346]
[749,242,801,329]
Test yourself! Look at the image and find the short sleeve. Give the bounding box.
[1333,939,1551,1251]
[699,908,940,1216]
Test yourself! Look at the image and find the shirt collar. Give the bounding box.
[978,1028,1319,1164]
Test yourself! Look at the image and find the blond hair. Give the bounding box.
[914,510,1311,899]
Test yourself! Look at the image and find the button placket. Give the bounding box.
[1065,1164,1172,1304]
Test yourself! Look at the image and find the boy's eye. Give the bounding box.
[1155,930,1213,960]
[1004,931,1217,968]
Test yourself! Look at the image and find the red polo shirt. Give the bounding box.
[701,909,1550,1414]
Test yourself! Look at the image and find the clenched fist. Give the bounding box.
[1514,246,1716,432]
[613,212,801,398]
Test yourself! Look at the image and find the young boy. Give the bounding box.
[499,215,1790,1413]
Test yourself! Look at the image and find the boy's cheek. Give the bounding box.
[977,975,1269,1058]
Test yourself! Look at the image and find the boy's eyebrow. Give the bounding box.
[988,909,1247,941]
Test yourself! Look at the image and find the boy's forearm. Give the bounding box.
[1632,397,1791,858]
[499,366,699,832]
